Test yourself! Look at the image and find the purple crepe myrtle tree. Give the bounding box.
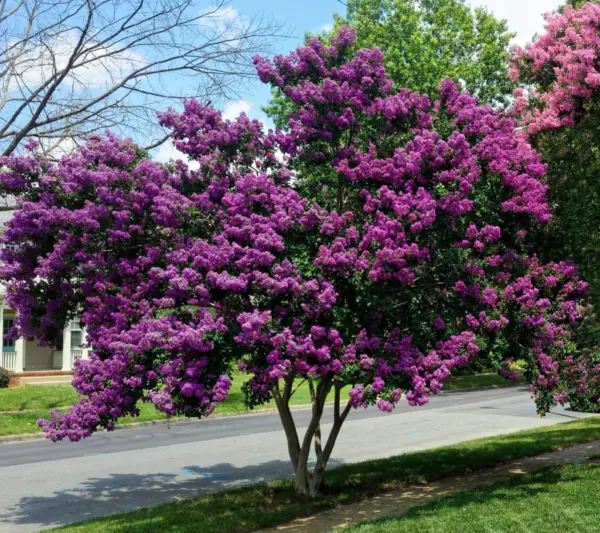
[0,28,591,495]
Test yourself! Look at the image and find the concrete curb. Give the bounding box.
[0,403,315,444]
[0,432,45,443]
[0,383,523,444]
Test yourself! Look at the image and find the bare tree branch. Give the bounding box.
[0,0,287,156]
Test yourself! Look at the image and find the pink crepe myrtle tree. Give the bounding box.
[0,28,590,495]
[510,2,600,135]
[508,2,600,413]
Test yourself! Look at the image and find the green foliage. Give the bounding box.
[0,367,9,389]
[533,100,600,309]
[469,334,510,372]
[561,0,598,9]
[569,389,600,413]
[341,0,514,104]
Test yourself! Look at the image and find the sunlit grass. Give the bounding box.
[348,462,600,532]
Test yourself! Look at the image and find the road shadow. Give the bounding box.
[1,458,341,531]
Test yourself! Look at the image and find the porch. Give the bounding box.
[0,305,89,373]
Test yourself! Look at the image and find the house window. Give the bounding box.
[3,318,15,352]
[71,331,82,348]
[70,321,82,348]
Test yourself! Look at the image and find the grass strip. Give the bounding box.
[347,461,600,532]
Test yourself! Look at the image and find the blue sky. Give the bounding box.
[225,0,342,126]
[156,0,563,162]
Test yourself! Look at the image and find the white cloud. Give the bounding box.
[205,4,238,24]
[200,4,246,45]
[5,30,146,93]
[221,99,277,132]
[155,139,200,170]
[222,99,252,120]
[317,23,333,34]
[155,139,181,163]
[39,137,78,159]
[468,0,562,46]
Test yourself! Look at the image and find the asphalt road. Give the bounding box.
[0,386,592,533]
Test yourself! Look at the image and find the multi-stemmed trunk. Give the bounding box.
[271,372,352,496]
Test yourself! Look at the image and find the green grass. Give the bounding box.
[52,416,600,533]
[0,372,518,437]
[347,462,600,532]
[0,403,174,436]
[444,373,524,391]
[0,385,79,411]
[0,409,68,435]
[0,375,345,436]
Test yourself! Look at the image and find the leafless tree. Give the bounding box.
[0,0,284,158]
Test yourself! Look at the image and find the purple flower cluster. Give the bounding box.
[0,27,590,441]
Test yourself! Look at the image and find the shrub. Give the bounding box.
[0,366,11,389]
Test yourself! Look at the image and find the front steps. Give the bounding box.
[9,371,73,387]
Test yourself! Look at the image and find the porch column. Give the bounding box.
[61,322,72,371]
[14,334,25,373]
[81,327,90,360]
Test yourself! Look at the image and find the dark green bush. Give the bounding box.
[0,366,10,388]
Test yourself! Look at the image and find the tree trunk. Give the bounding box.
[273,377,353,496]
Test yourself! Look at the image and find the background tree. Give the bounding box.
[509,2,600,411]
[265,0,514,129]
[511,2,600,309]
[0,0,283,159]
[338,0,515,105]
[0,28,590,495]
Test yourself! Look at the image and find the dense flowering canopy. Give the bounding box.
[510,3,600,135]
[508,2,600,415]
[0,27,590,442]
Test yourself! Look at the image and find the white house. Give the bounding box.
[0,286,90,373]
[0,211,89,373]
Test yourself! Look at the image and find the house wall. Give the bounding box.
[0,291,88,372]
[24,340,56,371]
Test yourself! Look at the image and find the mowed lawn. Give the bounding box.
[0,373,517,437]
[347,462,600,533]
[0,373,340,436]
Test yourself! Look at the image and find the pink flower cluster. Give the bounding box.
[510,3,600,135]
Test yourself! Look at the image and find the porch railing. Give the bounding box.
[71,349,83,365]
[2,350,17,370]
